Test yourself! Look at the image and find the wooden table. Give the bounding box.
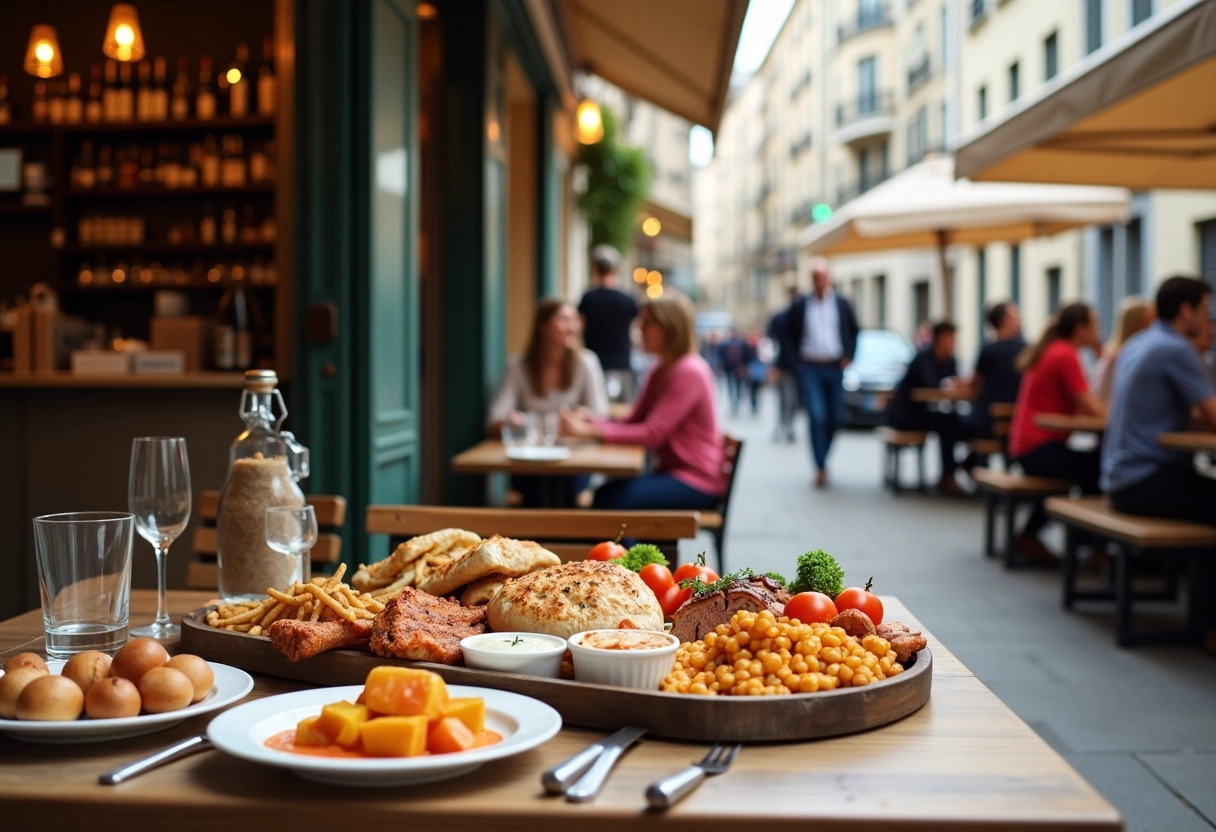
[0,591,1122,830]
[910,387,975,403]
[1158,431,1216,453]
[452,440,646,478]
[1035,413,1108,434]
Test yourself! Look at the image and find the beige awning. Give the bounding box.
[557,0,748,132]
[955,0,1216,189]
[639,199,693,242]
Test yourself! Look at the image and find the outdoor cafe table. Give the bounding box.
[1034,414,1108,434]
[0,590,1123,830]
[910,387,975,404]
[1158,432,1216,454]
[452,439,645,479]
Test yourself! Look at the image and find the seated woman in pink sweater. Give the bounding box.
[562,290,724,510]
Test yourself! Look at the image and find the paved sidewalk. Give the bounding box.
[694,391,1216,832]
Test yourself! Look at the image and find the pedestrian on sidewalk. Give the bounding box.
[578,245,638,403]
[717,329,749,415]
[767,285,800,442]
[780,257,859,487]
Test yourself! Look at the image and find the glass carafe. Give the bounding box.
[216,369,308,601]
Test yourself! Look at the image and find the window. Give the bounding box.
[907,105,929,165]
[913,281,931,332]
[875,273,887,328]
[978,85,988,120]
[859,0,884,28]
[1084,0,1103,54]
[1008,61,1020,102]
[977,248,988,330]
[1010,244,1021,304]
[1131,0,1153,26]
[940,4,949,64]
[1044,32,1059,81]
[1098,227,1116,330]
[1046,267,1062,314]
[858,57,878,112]
[940,101,948,148]
[1126,218,1142,295]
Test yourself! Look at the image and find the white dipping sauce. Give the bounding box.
[476,635,562,652]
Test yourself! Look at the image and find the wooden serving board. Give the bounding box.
[181,609,931,743]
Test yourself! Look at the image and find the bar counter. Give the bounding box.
[0,371,248,389]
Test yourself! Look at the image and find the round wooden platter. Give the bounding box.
[181,609,931,743]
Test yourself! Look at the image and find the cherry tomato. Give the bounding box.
[587,525,628,561]
[673,556,719,586]
[784,592,838,625]
[834,578,883,625]
[660,584,693,616]
[638,564,690,616]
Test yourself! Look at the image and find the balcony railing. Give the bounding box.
[907,56,932,94]
[835,91,896,128]
[837,1,894,44]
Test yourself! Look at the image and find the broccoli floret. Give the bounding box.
[762,571,789,587]
[790,549,844,597]
[611,544,668,572]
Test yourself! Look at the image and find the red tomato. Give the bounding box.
[638,563,675,594]
[587,524,628,561]
[784,592,838,625]
[672,559,719,586]
[660,584,693,616]
[834,578,883,625]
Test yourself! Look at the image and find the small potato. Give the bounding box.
[85,677,142,719]
[111,638,169,683]
[136,667,193,714]
[3,652,48,675]
[15,675,85,721]
[166,654,214,703]
[62,650,113,695]
[0,667,49,718]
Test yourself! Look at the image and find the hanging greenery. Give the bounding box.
[576,105,652,254]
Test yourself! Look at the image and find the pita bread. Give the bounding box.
[460,575,510,606]
[418,535,560,598]
[352,528,480,591]
[487,560,664,638]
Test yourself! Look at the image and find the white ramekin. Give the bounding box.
[566,629,680,690]
[459,632,568,678]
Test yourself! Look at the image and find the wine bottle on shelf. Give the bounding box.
[181,142,200,187]
[117,62,135,121]
[171,56,191,120]
[256,37,275,116]
[136,60,152,121]
[214,268,262,370]
[220,134,246,187]
[196,55,216,121]
[200,134,220,187]
[85,63,103,123]
[200,204,217,244]
[65,72,83,124]
[103,60,118,121]
[249,139,268,184]
[229,43,250,118]
[0,76,11,125]
[32,81,49,122]
[221,205,238,243]
[73,141,96,189]
[96,145,114,188]
[240,203,259,242]
[118,144,140,189]
[48,80,65,123]
[151,57,168,120]
[139,147,156,188]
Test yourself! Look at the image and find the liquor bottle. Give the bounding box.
[151,57,168,120]
[248,139,268,184]
[240,203,259,242]
[65,72,83,123]
[85,64,103,123]
[214,269,262,370]
[228,43,250,118]
[136,60,152,121]
[32,81,49,122]
[200,204,217,244]
[171,56,190,120]
[47,80,65,123]
[256,38,275,115]
[0,76,10,125]
[103,60,118,121]
[117,62,135,121]
[220,134,246,186]
[200,134,220,187]
[181,142,200,187]
[196,55,216,121]
[118,144,140,189]
[221,205,238,243]
[73,140,96,188]
[139,147,156,188]
[96,145,114,188]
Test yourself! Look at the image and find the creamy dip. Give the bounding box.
[474,635,562,652]
[579,631,673,650]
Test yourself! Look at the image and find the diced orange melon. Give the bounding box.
[438,697,485,733]
[294,715,331,747]
[363,667,448,718]
[360,715,429,757]
[427,716,476,755]
[316,700,370,749]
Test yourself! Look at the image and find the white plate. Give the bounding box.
[207,684,562,787]
[0,661,253,743]
[504,445,571,462]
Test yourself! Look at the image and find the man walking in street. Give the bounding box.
[578,245,638,401]
[767,285,800,442]
[781,258,859,487]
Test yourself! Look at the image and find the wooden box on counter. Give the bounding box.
[151,316,212,371]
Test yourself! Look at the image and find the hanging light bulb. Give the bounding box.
[103,4,147,62]
[575,98,604,145]
[24,25,64,78]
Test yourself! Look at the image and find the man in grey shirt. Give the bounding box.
[1101,276,1216,525]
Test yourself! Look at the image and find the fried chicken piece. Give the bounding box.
[875,621,928,664]
[268,618,375,662]
[370,586,487,665]
[831,608,877,638]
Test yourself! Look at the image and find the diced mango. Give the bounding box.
[360,715,429,757]
[316,700,370,749]
[294,715,330,747]
[363,667,448,718]
[438,697,485,733]
[427,716,476,755]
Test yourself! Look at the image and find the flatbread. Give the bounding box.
[352,528,480,591]
[460,575,510,606]
[487,560,664,638]
[417,535,560,598]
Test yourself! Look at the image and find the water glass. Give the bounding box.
[32,511,134,658]
[502,415,529,447]
[531,411,560,446]
[266,505,318,586]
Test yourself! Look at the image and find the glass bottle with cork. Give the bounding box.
[216,370,310,601]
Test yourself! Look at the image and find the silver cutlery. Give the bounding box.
[645,742,741,810]
[543,725,645,801]
[99,734,213,785]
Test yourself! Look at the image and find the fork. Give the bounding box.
[645,742,741,810]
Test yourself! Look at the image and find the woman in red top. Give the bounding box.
[1009,303,1107,557]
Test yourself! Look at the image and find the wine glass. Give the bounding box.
[266,505,318,587]
[129,437,191,639]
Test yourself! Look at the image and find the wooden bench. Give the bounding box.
[875,427,927,493]
[967,402,1015,467]
[972,469,1074,567]
[1045,495,1216,646]
[697,434,742,574]
[365,506,701,565]
[187,491,347,590]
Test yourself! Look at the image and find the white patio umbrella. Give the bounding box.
[798,155,1131,317]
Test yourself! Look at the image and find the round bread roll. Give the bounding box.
[487,561,664,638]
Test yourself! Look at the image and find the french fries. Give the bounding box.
[205,564,391,635]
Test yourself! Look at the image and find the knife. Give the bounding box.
[562,726,646,803]
[541,726,646,796]
[99,734,213,785]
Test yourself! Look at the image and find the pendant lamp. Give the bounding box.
[24,24,64,78]
[103,3,147,62]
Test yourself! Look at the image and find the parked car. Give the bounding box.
[843,329,915,426]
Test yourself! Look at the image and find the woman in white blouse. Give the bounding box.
[487,298,608,504]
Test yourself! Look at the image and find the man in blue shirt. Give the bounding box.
[1101,276,1216,525]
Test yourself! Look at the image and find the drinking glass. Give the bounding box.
[129,437,191,639]
[531,411,560,446]
[266,505,318,587]
[501,413,528,448]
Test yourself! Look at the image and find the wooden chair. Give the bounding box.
[967,402,1016,466]
[875,427,927,492]
[698,434,743,574]
[187,491,347,590]
[365,506,701,564]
